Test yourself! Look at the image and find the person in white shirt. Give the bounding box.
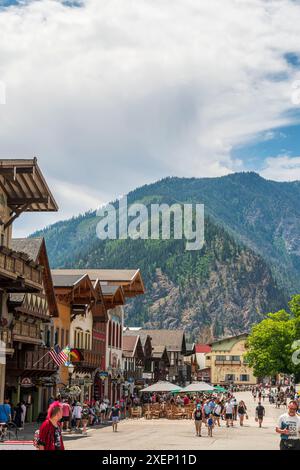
[20,401,27,428]
[100,401,107,424]
[72,402,82,431]
[276,400,300,450]
[224,400,234,427]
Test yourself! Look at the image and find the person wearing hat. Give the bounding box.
[193,403,203,437]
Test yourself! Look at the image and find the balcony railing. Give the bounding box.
[215,360,241,365]
[75,349,103,370]
[0,246,43,291]
[24,349,57,371]
[6,348,57,372]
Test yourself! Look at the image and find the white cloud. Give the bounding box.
[0,0,300,233]
[261,155,300,181]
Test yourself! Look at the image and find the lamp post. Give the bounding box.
[68,364,74,387]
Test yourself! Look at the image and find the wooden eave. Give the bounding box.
[0,158,58,212]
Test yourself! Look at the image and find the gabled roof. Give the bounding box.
[51,273,87,288]
[11,237,44,262]
[11,237,58,317]
[139,329,186,353]
[51,268,145,298]
[209,333,249,352]
[195,344,212,353]
[123,328,150,348]
[122,335,144,359]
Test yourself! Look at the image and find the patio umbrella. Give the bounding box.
[214,385,226,393]
[140,381,182,393]
[182,382,215,393]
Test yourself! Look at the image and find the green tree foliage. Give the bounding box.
[245,295,300,380]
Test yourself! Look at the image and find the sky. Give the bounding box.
[0,0,300,236]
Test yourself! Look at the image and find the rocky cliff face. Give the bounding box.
[124,239,284,342]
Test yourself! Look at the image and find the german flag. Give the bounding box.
[69,348,84,362]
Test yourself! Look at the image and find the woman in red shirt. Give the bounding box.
[38,401,65,451]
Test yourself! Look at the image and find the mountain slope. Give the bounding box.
[30,172,297,341]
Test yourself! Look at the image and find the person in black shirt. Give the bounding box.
[110,403,120,432]
[255,402,265,428]
[193,404,203,437]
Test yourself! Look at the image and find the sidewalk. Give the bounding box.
[19,421,112,441]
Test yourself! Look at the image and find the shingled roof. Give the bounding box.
[11,237,44,262]
[139,329,186,353]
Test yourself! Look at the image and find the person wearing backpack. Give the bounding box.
[193,403,203,437]
[36,401,65,450]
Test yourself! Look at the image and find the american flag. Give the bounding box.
[49,345,69,366]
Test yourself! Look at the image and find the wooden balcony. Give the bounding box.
[215,360,241,366]
[12,320,42,345]
[0,246,43,292]
[6,347,57,376]
[74,349,103,371]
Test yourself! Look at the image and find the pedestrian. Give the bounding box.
[36,401,65,450]
[231,396,238,420]
[255,401,265,428]
[72,401,82,432]
[276,400,300,450]
[224,400,234,427]
[99,400,107,423]
[0,398,12,426]
[20,401,26,428]
[110,402,120,432]
[61,399,71,431]
[81,403,89,435]
[213,401,222,427]
[13,402,23,429]
[237,400,247,426]
[207,413,214,437]
[193,403,203,437]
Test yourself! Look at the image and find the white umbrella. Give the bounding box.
[182,382,215,393]
[140,381,182,393]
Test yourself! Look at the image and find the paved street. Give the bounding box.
[65,392,285,450]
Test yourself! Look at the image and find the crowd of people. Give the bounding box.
[1,383,300,450]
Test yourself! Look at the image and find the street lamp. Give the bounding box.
[68,364,74,387]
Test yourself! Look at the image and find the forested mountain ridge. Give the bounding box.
[31,172,299,341]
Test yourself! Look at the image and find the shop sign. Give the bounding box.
[98,371,108,381]
[20,377,34,388]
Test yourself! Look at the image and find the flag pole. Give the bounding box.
[32,348,52,367]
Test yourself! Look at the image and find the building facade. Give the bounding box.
[0,159,58,408]
[206,334,257,386]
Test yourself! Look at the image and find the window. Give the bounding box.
[61,329,65,348]
[225,374,235,382]
[66,330,69,346]
[85,330,91,350]
[108,321,112,346]
[240,374,249,382]
[119,325,122,349]
[74,328,84,349]
[55,328,60,346]
[231,355,240,361]
[45,326,50,347]
[112,322,115,347]
[216,355,226,361]
[50,326,54,347]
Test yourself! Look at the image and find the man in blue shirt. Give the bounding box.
[0,399,12,424]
